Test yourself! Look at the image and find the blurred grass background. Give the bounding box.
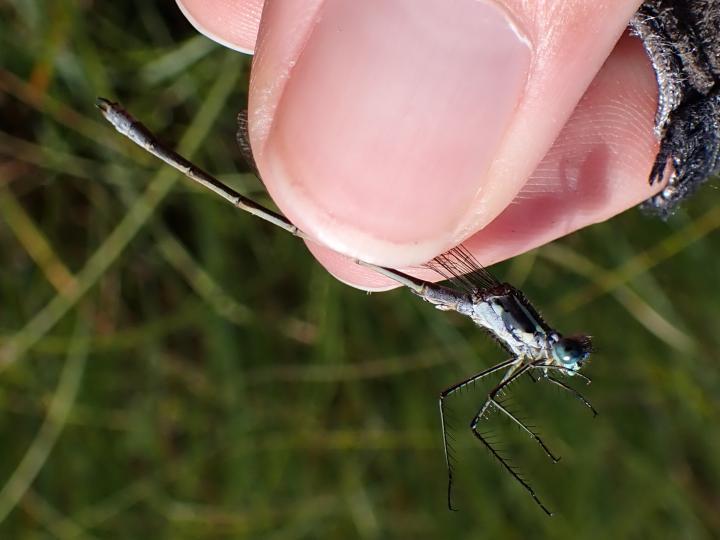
[1,1,720,538]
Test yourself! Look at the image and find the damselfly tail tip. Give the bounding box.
[95,99,136,138]
[95,97,114,113]
[95,97,120,125]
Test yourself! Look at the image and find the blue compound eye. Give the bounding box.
[552,336,592,369]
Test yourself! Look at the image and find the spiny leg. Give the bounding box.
[470,363,554,516]
[545,376,598,417]
[478,364,560,463]
[438,357,519,511]
[490,399,561,462]
[470,422,554,516]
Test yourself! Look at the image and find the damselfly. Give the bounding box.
[98,98,595,516]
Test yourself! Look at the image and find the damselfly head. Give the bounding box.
[550,335,592,373]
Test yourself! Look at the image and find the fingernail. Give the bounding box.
[261,0,531,265]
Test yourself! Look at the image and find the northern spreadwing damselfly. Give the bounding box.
[98,98,595,516]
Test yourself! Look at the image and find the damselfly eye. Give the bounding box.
[551,336,592,370]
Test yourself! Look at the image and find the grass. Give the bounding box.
[1,2,720,538]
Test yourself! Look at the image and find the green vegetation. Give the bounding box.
[1,2,719,538]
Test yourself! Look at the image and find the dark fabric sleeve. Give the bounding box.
[630,0,720,217]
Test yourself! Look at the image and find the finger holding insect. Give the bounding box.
[302,32,662,289]
[176,0,656,278]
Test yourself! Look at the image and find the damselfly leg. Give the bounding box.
[470,361,559,516]
[546,376,598,416]
[531,366,598,417]
[439,357,519,510]
[440,356,598,513]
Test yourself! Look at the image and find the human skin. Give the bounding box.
[177,0,662,289]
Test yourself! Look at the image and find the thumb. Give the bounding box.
[248,0,645,268]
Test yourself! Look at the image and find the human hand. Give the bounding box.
[176,0,662,289]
